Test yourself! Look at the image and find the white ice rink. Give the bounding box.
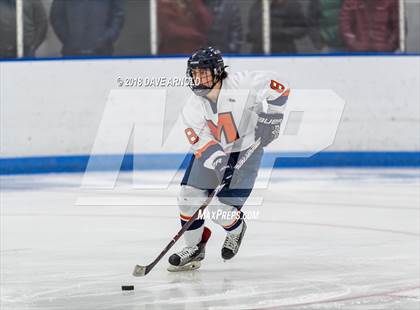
[1,169,419,310]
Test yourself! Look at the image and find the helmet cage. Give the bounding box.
[186,47,226,96]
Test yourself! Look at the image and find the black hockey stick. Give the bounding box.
[133,138,262,277]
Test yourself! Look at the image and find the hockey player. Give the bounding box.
[168,47,289,271]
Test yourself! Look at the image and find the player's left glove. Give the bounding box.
[255,112,283,147]
[213,157,235,186]
[200,144,235,186]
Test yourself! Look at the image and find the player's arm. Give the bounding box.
[182,102,233,184]
[252,72,290,147]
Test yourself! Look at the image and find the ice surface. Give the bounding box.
[1,169,419,310]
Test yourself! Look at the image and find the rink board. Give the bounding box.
[1,151,420,175]
[1,54,419,174]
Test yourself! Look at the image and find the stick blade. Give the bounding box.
[132,265,148,277]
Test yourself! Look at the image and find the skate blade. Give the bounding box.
[167,261,201,272]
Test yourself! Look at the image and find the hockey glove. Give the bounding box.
[200,144,235,186]
[255,112,283,147]
[213,157,235,186]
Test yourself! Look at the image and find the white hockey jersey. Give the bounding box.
[182,71,289,157]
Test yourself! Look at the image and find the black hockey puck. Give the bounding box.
[121,285,134,291]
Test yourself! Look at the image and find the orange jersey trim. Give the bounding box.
[223,217,239,229]
[180,213,192,221]
[194,140,217,159]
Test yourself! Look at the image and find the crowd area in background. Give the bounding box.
[0,0,415,59]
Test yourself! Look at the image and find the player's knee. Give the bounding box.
[178,185,208,215]
[207,199,240,227]
[218,195,247,208]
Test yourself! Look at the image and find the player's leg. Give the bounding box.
[168,155,218,270]
[208,196,249,260]
[214,146,264,260]
[168,185,212,270]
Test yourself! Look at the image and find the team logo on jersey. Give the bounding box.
[207,112,239,144]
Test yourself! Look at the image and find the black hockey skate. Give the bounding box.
[168,226,211,272]
[221,221,247,260]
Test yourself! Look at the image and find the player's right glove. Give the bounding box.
[255,112,283,147]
